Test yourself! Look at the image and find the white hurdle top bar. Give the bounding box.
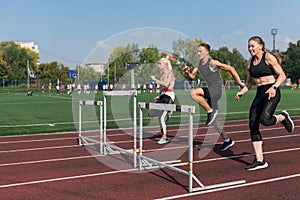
[103,90,137,96]
[138,102,195,114]
[79,100,103,106]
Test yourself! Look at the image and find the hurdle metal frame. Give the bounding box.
[138,102,246,193]
[78,100,103,153]
[102,90,138,167]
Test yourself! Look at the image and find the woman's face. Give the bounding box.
[158,59,166,70]
[248,40,263,56]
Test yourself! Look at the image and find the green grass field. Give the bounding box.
[1,88,299,136]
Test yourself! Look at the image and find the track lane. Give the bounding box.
[0,117,299,199]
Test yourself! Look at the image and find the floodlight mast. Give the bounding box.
[271,28,278,52]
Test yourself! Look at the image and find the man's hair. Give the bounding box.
[199,43,210,52]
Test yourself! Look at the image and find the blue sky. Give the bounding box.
[1,0,300,69]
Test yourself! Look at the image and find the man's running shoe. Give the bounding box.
[157,137,169,144]
[245,159,268,171]
[280,110,294,133]
[206,109,218,126]
[219,138,235,151]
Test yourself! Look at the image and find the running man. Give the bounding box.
[183,43,245,151]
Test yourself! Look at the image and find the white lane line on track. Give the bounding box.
[0,131,78,139]
[1,116,299,130]
[0,145,78,154]
[0,121,75,128]
[0,160,299,191]
[1,146,299,168]
[193,147,300,163]
[0,168,138,189]
[0,123,244,145]
[1,122,298,146]
[0,137,75,144]
[0,145,299,189]
[0,116,298,141]
[1,143,299,170]
[0,154,101,167]
[0,124,299,155]
[155,173,300,200]
[1,128,299,155]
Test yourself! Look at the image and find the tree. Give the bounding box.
[56,63,70,84]
[137,46,160,85]
[231,48,247,80]
[172,38,202,66]
[38,61,69,85]
[0,41,38,85]
[211,47,247,81]
[0,57,10,80]
[24,47,39,76]
[78,66,100,83]
[108,44,138,86]
[172,38,247,82]
[282,41,300,82]
[172,38,203,82]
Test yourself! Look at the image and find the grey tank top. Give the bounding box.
[196,58,222,92]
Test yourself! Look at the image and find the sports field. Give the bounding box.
[0,88,299,136]
[0,88,299,199]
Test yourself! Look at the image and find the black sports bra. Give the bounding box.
[249,52,275,78]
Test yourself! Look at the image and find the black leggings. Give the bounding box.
[249,83,281,142]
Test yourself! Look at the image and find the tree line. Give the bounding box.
[1,38,300,88]
[105,38,300,86]
[0,41,70,87]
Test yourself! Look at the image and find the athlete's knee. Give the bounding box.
[251,134,262,142]
[259,115,276,126]
[190,89,202,99]
[189,89,197,99]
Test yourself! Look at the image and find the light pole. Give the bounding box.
[27,60,30,89]
[271,28,278,52]
[114,62,116,89]
[107,58,110,86]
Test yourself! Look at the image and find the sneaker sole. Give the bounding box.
[282,110,294,132]
[157,140,170,144]
[246,162,268,171]
[219,141,235,151]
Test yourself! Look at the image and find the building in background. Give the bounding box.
[16,41,39,54]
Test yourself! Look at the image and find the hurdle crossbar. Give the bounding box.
[103,90,138,167]
[78,100,103,154]
[138,102,246,193]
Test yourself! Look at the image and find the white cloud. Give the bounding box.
[276,36,294,52]
[235,30,244,36]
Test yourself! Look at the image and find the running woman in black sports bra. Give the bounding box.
[236,36,294,170]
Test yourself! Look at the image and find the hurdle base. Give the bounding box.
[191,179,246,192]
[140,159,184,170]
[138,153,246,193]
[78,136,100,146]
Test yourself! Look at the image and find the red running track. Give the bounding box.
[0,117,299,200]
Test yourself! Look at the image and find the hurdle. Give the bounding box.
[138,102,246,193]
[102,90,138,167]
[78,100,103,153]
